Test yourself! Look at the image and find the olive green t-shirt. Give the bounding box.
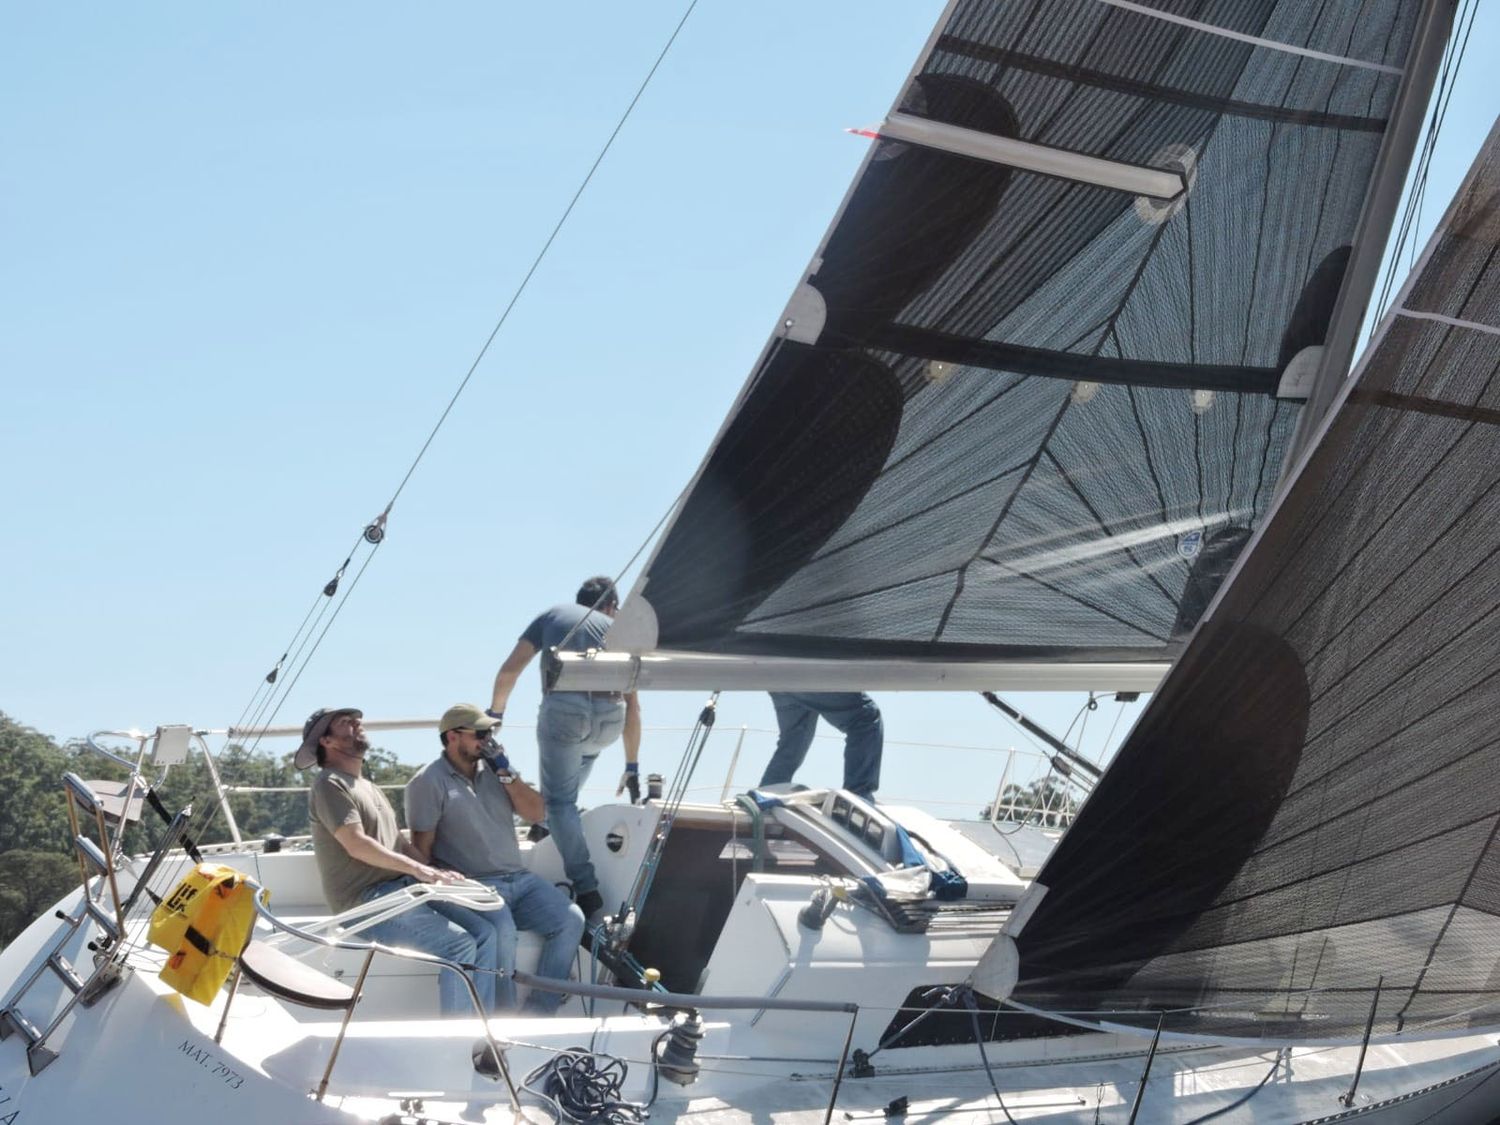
[310,766,400,913]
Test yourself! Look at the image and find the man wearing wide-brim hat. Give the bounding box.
[300,706,499,1015]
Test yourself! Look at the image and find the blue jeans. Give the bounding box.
[536,692,626,897]
[358,877,498,1016]
[763,692,883,799]
[478,870,585,1013]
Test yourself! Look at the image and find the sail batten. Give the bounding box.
[1001,120,1500,1043]
[853,323,1285,393]
[934,36,1390,131]
[1094,0,1404,74]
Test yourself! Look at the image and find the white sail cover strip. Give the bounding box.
[1096,0,1404,74]
[998,120,1500,1045]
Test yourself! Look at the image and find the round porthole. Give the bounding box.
[605,825,628,854]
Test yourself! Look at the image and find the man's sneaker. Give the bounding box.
[576,889,605,923]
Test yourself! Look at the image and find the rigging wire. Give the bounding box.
[1371,0,1479,328]
[610,693,720,929]
[214,0,703,762]
[383,0,702,515]
[1098,696,1128,765]
[554,481,692,654]
[248,544,386,752]
[119,540,388,902]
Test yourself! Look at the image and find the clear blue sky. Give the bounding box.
[3,2,1496,817]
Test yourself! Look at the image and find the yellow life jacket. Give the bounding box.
[148,863,259,1005]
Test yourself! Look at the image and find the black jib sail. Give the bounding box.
[555,0,1453,692]
[991,119,1500,1043]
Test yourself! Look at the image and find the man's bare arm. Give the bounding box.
[490,639,538,714]
[623,691,641,765]
[503,776,545,824]
[333,823,460,884]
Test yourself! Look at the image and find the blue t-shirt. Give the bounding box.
[522,602,613,652]
[522,603,613,688]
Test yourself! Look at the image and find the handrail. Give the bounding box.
[83,729,246,845]
[238,881,860,1110]
[83,730,149,772]
[239,881,522,1111]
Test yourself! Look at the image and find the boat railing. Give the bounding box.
[84,726,248,847]
[229,875,861,1120]
[173,719,1082,831]
[222,878,520,1107]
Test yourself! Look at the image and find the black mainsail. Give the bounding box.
[988,119,1500,1042]
[557,0,1454,692]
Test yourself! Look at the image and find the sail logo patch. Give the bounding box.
[1177,530,1203,559]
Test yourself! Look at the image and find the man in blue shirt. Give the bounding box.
[489,576,641,921]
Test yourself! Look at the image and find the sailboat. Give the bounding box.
[4,0,1500,1121]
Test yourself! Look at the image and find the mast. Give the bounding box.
[1284,0,1459,468]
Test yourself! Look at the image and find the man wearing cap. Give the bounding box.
[405,704,584,1014]
[300,707,499,1016]
[489,575,642,921]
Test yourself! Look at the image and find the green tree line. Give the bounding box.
[0,710,415,948]
[980,775,1082,827]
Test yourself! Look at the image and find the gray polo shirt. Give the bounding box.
[404,754,525,877]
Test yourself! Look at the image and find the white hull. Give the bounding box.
[4,800,1498,1124]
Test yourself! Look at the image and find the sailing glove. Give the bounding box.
[484,748,516,783]
[616,761,641,804]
